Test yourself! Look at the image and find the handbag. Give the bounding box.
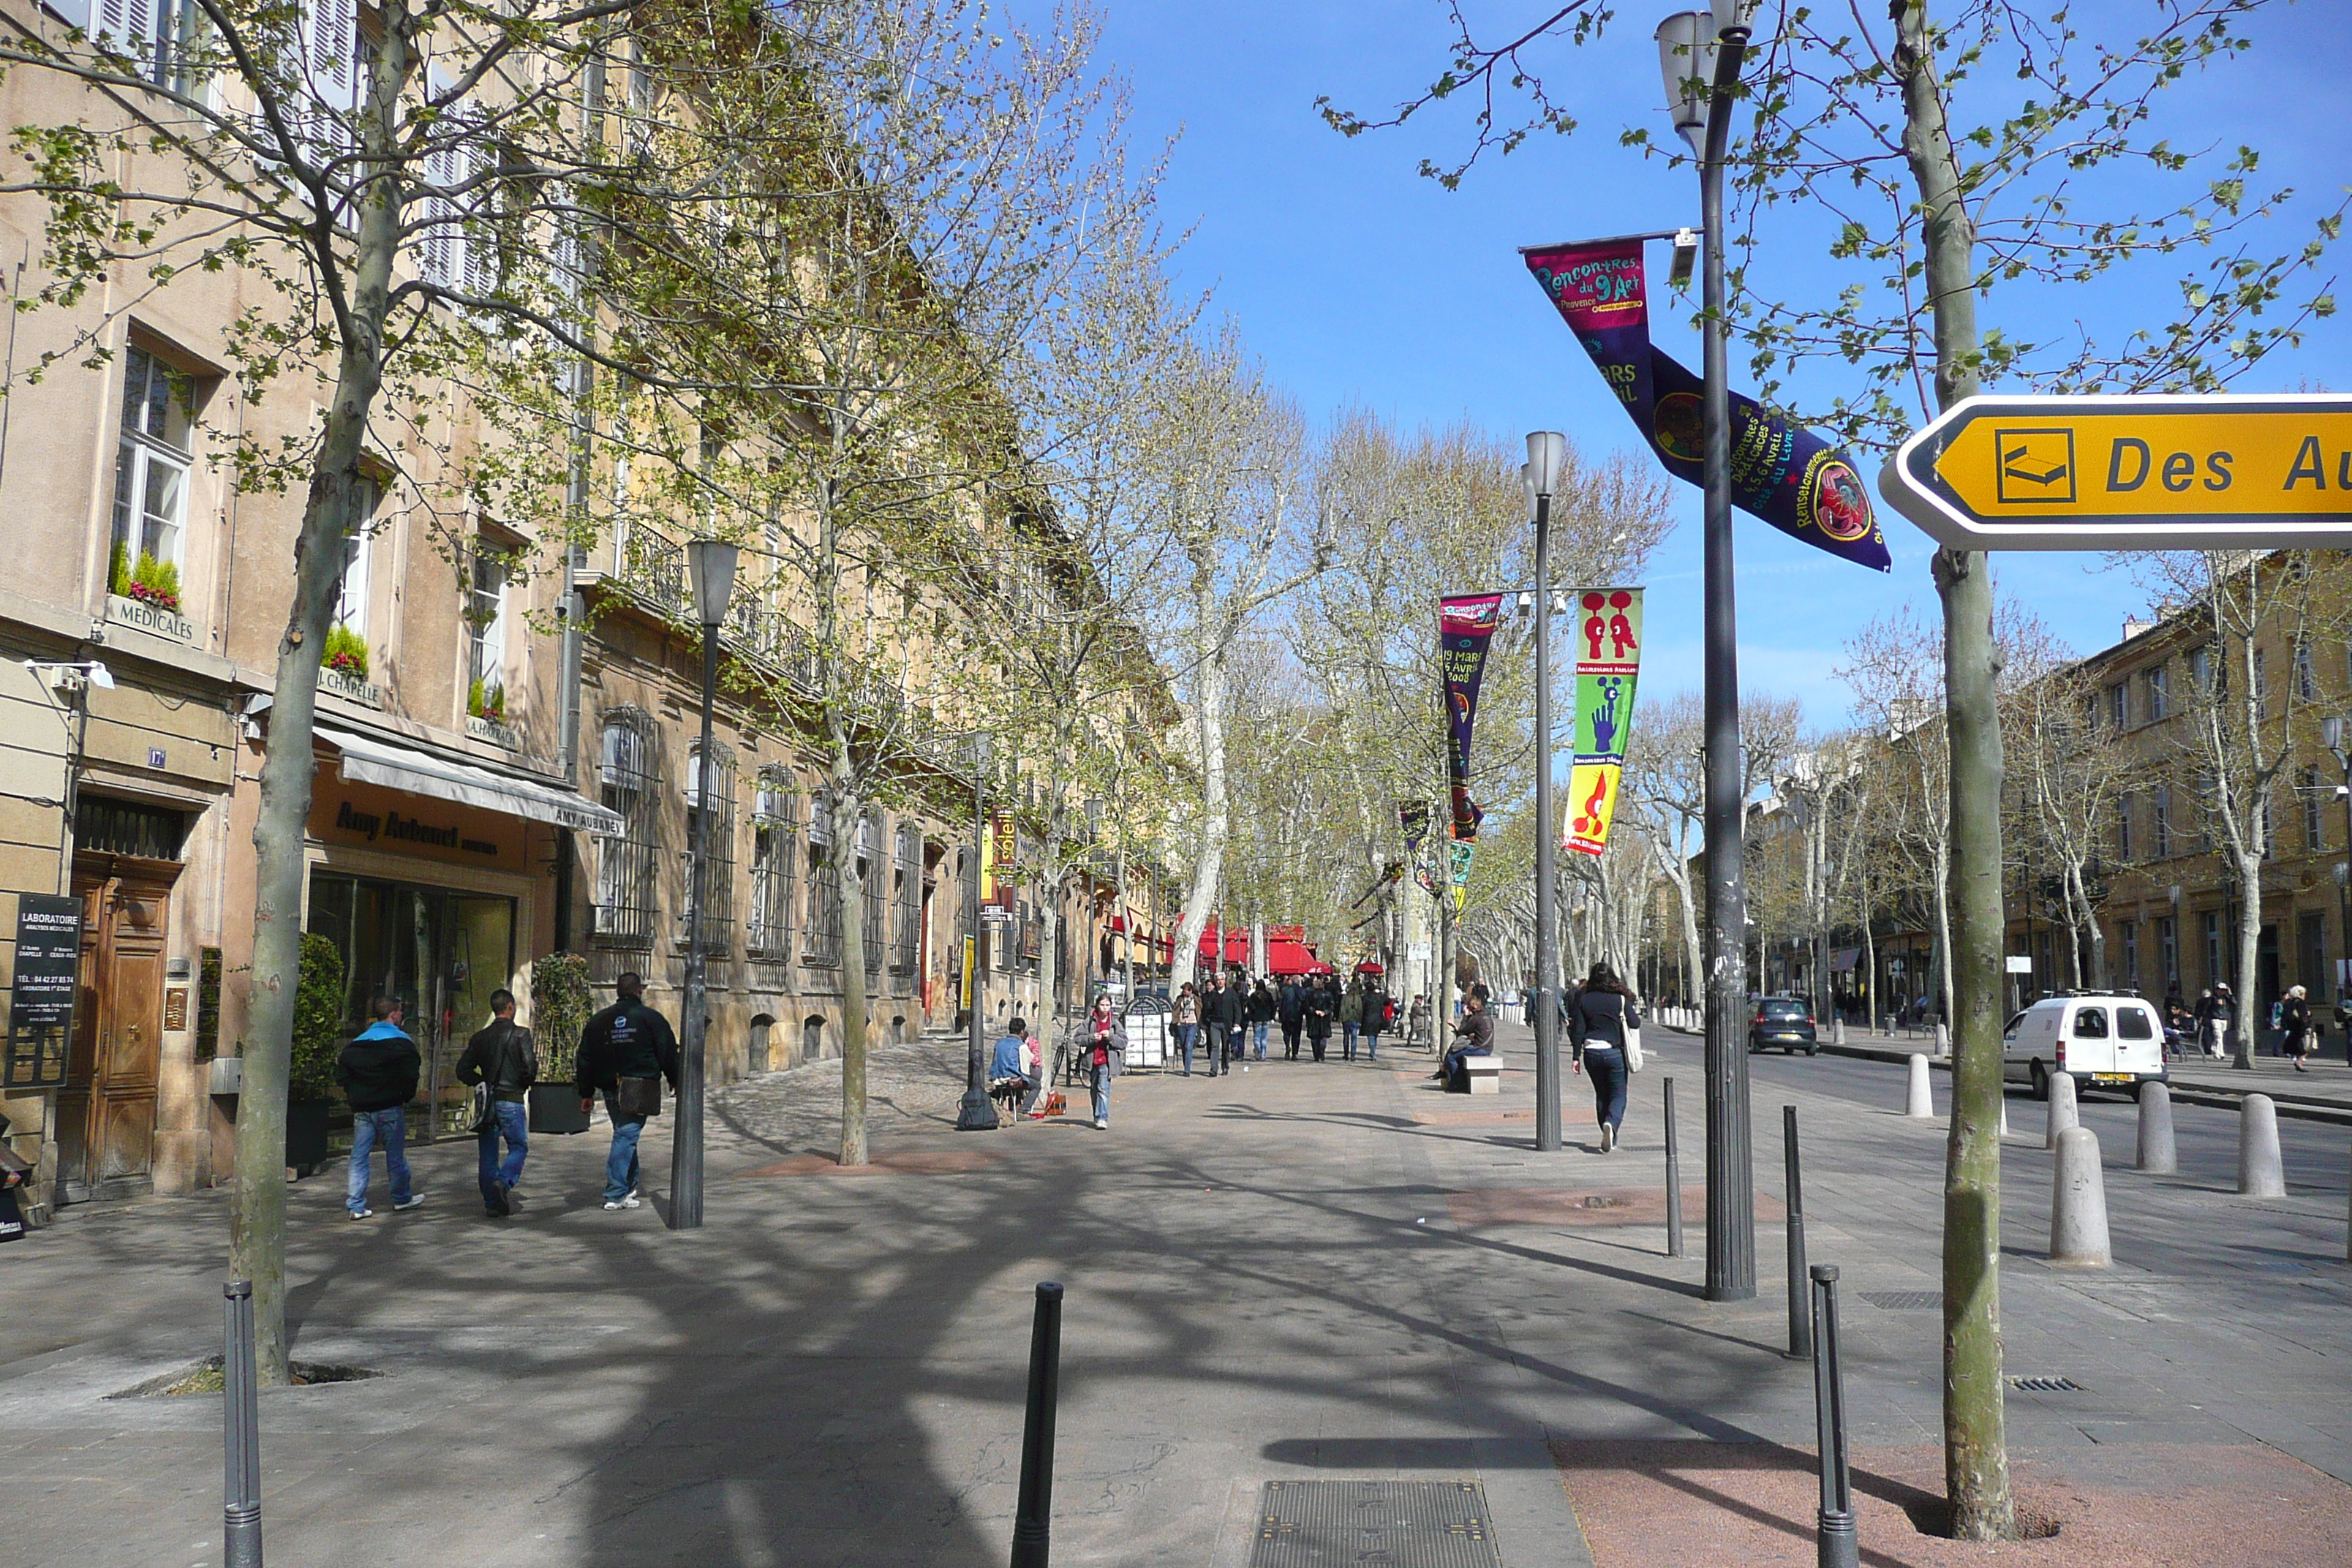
[1624,1022,1645,1074]
[467,1079,497,1134]
[614,1076,662,1119]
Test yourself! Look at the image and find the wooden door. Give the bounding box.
[56,860,176,1202]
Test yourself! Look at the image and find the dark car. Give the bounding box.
[1747,996,1819,1055]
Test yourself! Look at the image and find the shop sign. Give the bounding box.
[3,893,81,1091]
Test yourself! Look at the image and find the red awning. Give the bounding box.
[1354,962,1386,976]
[1265,938,1321,976]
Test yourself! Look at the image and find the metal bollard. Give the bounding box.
[1785,1105,1810,1360]
[1664,1076,1684,1259]
[223,1280,263,1568]
[1009,1281,1063,1568]
[1809,1264,1858,1568]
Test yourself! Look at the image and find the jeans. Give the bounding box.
[347,1107,412,1213]
[1253,1021,1270,1058]
[477,1100,528,1209]
[1176,1022,1199,1074]
[1000,1073,1042,1115]
[1441,1046,1488,1092]
[600,1092,647,1202]
[1090,1065,1110,1126]
[1362,1030,1380,1060]
[1206,1024,1224,1077]
[1583,1046,1628,1132]
[1342,1021,1360,1060]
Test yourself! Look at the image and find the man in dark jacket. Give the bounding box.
[1360,979,1390,1061]
[1278,980,1305,1059]
[1246,980,1276,1060]
[456,989,537,1217]
[1303,979,1335,1062]
[337,995,423,1219]
[1200,973,1231,1078]
[575,973,680,1210]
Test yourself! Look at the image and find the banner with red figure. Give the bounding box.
[1521,238,1891,573]
[1439,593,1504,841]
[1565,588,1645,857]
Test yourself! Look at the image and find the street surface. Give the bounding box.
[4,1022,2350,1565]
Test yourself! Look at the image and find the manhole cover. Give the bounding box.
[1580,1195,1629,1209]
[1861,1291,1943,1310]
[2009,1376,2083,1392]
[1251,1480,1500,1567]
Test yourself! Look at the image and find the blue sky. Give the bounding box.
[1080,1,2352,728]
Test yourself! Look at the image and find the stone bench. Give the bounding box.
[1465,1055,1503,1095]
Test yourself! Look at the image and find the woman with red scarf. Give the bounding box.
[1085,995,1120,1129]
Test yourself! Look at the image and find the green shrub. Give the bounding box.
[529,951,592,1083]
[289,932,347,1101]
[126,551,181,611]
[322,622,369,679]
[108,539,131,597]
[467,677,505,720]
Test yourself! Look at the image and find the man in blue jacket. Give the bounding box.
[990,1016,1041,1117]
[337,995,423,1219]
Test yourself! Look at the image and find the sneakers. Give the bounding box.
[347,1207,373,1221]
[1600,1123,1616,1153]
[603,1195,642,1211]
[392,1194,426,1212]
[1093,1118,1108,1130]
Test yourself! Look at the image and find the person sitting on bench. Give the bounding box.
[990,1016,1043,1117]
[1435,991,1495,1093]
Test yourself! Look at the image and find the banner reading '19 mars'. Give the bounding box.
[1522,239,1892,573]
[1439,593,1504,842]
[1564,587,1644,857]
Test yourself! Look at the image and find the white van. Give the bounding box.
[2002,994,2169,1099]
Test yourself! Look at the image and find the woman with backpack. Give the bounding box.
[1568,961,1641,1153]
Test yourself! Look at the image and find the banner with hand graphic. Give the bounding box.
[1566,588,1644,857]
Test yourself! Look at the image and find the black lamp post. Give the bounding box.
[1523,432,1569,1153]
[2323,718,2352,1024]
[1656,0,1757,1300]
[671,537,739,1232]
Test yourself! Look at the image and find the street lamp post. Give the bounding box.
[672,538,739,1232]
[957,734,999,1131]
[1657,0,1757,1300]
[2323,718,2352,1024]
[1525,432,1569,1153]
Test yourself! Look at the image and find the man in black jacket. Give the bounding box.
[337,996,423,1219]
[456,990,537,1217]
[575,973,680,1211]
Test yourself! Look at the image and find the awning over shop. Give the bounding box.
[1831,947,1860,973]
[317,725,624,836]
[1266,938,1320,976]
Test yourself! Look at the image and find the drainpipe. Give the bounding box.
[552,60,605,956]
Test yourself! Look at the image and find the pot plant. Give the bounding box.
[286,931,345,1177]
[527,951,592,1134]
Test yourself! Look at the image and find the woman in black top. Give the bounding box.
[1568,961,1640,1153]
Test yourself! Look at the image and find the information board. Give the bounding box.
[3,893,81,1091]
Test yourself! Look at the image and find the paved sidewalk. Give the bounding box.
[1,1023,2348,1566]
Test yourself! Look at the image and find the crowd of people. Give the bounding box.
[1169,971,1426,1074]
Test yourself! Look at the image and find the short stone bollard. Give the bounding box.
[2050,1126,2112,1268]
[1905,1054,1934,1118]
[2045,1069,2078,1150]
[1833,1015,1847,1048]
[2238,1093,2286,1198]
[2136,1081,2177,1175]
[1999,1098,2010,1138]
[1934,1021,1950,1058]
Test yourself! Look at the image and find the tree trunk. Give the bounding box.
[230,29,406,1384]
[2234,847,2262,1069]
[1901,0,2015,1539]
[834,772,869,1166]
[1173,586,1229,989]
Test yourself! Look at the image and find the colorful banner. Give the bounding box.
[1399,800,1429,858]
[1449,840,1475,912]
[1566,587,1645,856]
[1440,593,1504,840]
[1523,240,1891,573]
[982,813,1017,909]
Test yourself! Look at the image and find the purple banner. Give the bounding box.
[1440,594,1502,841]
[1523,240,1891,573]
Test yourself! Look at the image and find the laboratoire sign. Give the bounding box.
[1878,393,2352,549]
[3,893,81,1092]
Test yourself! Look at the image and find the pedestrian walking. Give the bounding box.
[1360,977,1388,1061]
[1436,990,1493,1092]
[1174,982,1201,1076]
[1407,993,1431,1051]
[1339,978,1365,1060]
[338,995,423,1219]
[1569,962,1640,1152]
[1304,976,1334,1062]
[1086,994,1120,1128]
[573,972,679,1211]
[454,989,536,1217]
[2282,985,2318,1072]
[1207,972,1245,1077]
[1248,979,1275,1060]
[1278,979,1305,1059]
[2163,990,2191,1058]
[991,1015,1044,1116]
[2196,984,2231,1058]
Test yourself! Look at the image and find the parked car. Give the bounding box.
[2002,993,2169,1099]
[1747,996,1820,1055]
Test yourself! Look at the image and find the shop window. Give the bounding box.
[680,741,736,954]
[592,707,657,946]
[891,823,921,979]
[747,767,796,960]
[803,790,843,968]
[466,551,508,716]
[859,810,885,976]
[109,346,199,611]
[75,795,187,860]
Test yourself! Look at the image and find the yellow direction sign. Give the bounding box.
[1878,393,2352,549]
